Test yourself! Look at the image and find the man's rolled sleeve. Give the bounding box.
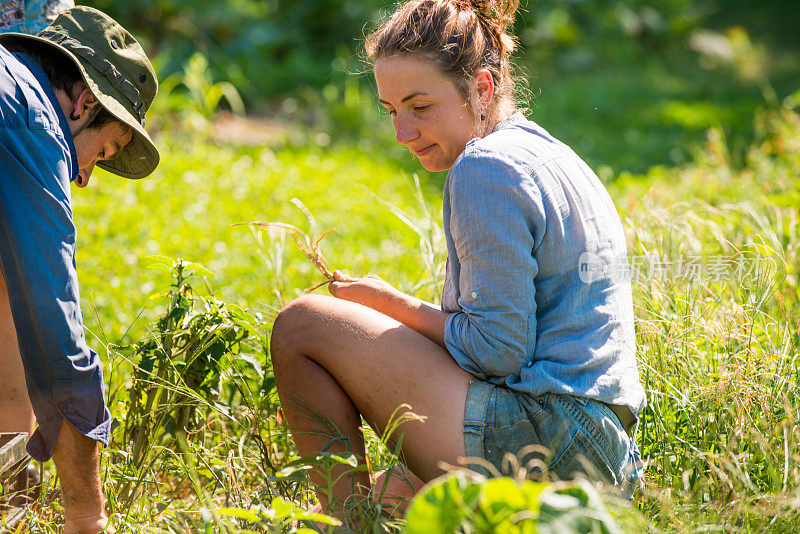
[0,103,111,462]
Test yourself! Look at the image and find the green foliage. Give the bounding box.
[114,258,263,509]
[15,39,800,529]
[405,473,635,533]
[80,0,800,172]
[606,97,800,532]
[83,0,386,101]
[160,53,245,118]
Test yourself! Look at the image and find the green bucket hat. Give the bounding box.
[0,6,159,178]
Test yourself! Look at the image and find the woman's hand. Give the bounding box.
[328,270,449,348]
[328,270,398,313]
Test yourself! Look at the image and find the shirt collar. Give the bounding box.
[492,111,526,133]
[13,52,80,181]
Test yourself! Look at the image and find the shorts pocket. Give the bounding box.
[548,428,617,484]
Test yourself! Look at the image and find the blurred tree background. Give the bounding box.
[83,0,799,174]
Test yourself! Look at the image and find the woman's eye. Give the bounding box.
[414,105,430,113]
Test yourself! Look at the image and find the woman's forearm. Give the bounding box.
[377,288,449,348]
[328,272,450,348]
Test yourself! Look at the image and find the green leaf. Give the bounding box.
[313,451,359,468]
[538,482,621,534]
[275,464,313,478]
[217,506,261,522]
[404,472,483,534]
[238,353,264,377]
[269,497,296,518]
[144,255,175,273]
[294,512,342,526]
[472,477,548,531]
[185,261,216,278]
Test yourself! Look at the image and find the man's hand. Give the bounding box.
[53,421,109,534]
[64,516,112,534]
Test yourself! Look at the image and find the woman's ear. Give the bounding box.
[474,68,494,111]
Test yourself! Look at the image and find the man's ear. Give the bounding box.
[69,83,100,122]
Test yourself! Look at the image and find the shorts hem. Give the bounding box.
[463,379,493,471]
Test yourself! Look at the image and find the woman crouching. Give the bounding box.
[270,0,646,519]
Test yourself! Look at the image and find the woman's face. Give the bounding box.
[374,54,481,172]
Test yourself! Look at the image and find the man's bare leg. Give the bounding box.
[0,272,35,436]
[0,272,36,498]
[53,421,108,534]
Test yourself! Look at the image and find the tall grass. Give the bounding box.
[614,102,800,531]
[7,95,800,532]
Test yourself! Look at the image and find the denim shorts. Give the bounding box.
[463,379,643,497]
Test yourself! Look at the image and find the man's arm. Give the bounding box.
[54,423,108,534]
[0,144,111,530]
[1,52,112,531]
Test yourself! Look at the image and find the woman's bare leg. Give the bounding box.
[270,293,471,514]
[372,465,426,515]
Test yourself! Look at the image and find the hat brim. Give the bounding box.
[0,32,160,179]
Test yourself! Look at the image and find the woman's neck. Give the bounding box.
[480,112,511,138]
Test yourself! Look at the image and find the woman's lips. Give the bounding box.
[414,144,435,157]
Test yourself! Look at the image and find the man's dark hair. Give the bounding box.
[3,39,117,130]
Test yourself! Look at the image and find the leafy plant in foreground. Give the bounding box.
[117,258,258,504]
[404,472,642,533]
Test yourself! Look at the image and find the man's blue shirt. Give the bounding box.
[0,43,111,461]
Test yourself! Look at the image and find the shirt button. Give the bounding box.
[470,291,477,299]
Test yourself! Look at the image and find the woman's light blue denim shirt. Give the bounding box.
[441,113,646,415]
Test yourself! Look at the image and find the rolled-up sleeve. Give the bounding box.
[443,151,546,382]
[0,84,111,462]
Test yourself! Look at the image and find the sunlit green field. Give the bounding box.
[11,87,800,531]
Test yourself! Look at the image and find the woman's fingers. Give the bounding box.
[329,271,357,298]
[328,281,344,297]
[329,272,349,297]
[333,270,355,282]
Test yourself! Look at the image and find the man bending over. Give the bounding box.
[0,6,160,532]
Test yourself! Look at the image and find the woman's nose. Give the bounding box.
[394,115,418,145]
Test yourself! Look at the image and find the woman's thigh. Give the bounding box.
[271,293,473,481]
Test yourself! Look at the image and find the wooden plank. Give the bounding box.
[1,433,31,532]
[0,506,26,532]
[0,434,28,478]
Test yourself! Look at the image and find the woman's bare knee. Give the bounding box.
[270,294,332,362]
